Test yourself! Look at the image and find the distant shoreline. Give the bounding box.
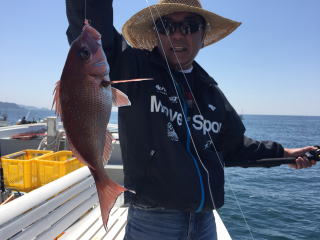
[243,113,320,118]
[1,101,319,118]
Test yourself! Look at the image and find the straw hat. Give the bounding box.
[122,0,241,50]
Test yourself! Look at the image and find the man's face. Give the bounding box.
[155,12,205,70]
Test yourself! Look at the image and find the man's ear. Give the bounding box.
[201,31,206,48]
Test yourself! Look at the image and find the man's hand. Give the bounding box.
[284,146,317,169]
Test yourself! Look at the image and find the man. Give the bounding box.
[66,0,316,239]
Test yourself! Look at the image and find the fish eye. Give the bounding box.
[79,47,91,60]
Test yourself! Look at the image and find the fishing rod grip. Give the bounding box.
[256,157,296,164]
[225,161,282,168]
[226,148,320,168]
[225,157,298,167]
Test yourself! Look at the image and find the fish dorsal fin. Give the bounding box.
[103,130,113,164]
[111,87,131,107]
[52,81,62,116]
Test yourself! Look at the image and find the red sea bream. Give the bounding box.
[53,22,133,229]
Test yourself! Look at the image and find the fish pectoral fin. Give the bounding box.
[102,130,113,164]
[52,81,62,116]
[111,87,131,107]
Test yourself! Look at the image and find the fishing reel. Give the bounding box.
[305,146,320,161]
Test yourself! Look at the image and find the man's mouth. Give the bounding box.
[170,46,187,52]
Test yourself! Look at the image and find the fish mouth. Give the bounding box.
[88,71,109,79]
[83,24,101,41]
[91,60,109,78]
[93,61,108,67]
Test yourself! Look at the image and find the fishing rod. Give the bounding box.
[226,146,320,168]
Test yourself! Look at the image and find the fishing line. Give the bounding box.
[144,1,214,211]
[144,1,255,239]
[84,0,87,21]
[151,6,254,240]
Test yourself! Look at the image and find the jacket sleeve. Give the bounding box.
[223,135,284,165]
[65,0,128,71]
[216,89,284,165]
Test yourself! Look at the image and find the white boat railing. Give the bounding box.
[0,166,232,240]
[0,167,96,239]
[0,123,47,139]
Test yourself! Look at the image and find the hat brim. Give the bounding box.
[122,3,241,50]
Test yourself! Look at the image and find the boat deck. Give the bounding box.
[60,205,128,240]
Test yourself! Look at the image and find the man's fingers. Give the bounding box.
[295,157,303,169]
[287,146,318,169]
[294,156,312,169]
[296,146,316,156]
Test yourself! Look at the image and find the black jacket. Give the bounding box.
[66,0,284,211]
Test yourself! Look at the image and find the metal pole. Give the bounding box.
[0,144,5,193]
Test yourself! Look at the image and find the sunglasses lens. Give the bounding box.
[191,22,202,33]
[167,23,177,35]
[155,20,170,35]
[155,19,203,35]
[156,22,176,35]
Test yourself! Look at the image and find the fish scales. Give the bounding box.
[61,81,111,163]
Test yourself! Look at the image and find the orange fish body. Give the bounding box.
[54,23,129,229]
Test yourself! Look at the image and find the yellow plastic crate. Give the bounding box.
[1,149,53,192]
[36,151,85,186]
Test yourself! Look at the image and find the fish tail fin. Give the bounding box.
[95,176,126,231]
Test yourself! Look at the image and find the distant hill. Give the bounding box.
[18,104,51,111]
[0,101,23,110]
[0,101,55,124]
[0,101,51,111]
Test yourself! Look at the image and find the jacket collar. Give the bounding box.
[149,47,218,87]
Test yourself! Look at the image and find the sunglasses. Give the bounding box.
[154,18,205,35]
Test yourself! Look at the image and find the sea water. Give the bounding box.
[112,113,320,239]
[220,115,320,240]
[2,108,55,125]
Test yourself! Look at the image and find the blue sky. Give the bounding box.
[0,0,319,116]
